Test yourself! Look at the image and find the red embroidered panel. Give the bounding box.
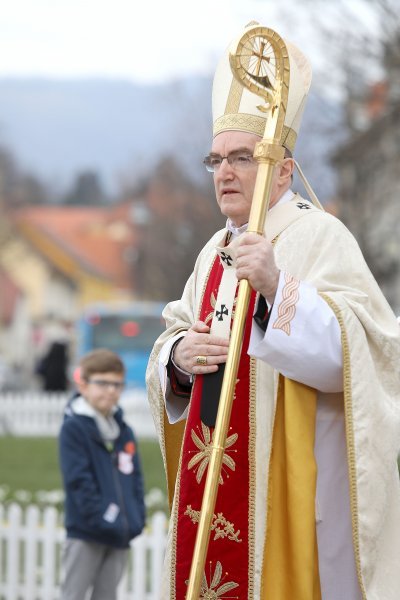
[174,255,256,598]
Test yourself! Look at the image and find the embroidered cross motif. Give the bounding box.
[187,423,238,484]
[216,304,229,321]
[296,201,311,210]
[185,505,242,543]
[220,252,233,266]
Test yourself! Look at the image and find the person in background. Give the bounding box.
[59,349,146,600]
[36,340,69,391]
[35,318,72,392]
[146,21,400,600]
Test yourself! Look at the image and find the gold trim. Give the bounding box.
[170,254,217,598]
[259,374,280,596]
[224,41,252,116]
[213,116,297,152]
[168,410,184,599]
[198,252,218,322]
[225,77,243,115]
[281,126,297,152]
[248,355,257,597]
[204,291,217,326]
[147,369,183,599]
[319,293,367,600]
[214,113,266,137]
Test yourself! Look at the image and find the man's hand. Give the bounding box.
[236,232,280,304]
[173,321,229,375]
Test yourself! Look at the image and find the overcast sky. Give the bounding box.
[0,0,356,83]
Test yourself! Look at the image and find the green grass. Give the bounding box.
[0,437,63,494]
[0,436,167,508]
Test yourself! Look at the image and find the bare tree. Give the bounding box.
[63,171,108,206]
[0,145,49,207]
[296,0,400,129]
[132,157,223,302]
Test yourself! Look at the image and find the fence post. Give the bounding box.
[149,512,167,599]
[25,504,40,600]
[6,504,21,600]
[41,506,58,599]
[131,533,146,596]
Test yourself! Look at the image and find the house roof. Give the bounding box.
[12,203,137,290]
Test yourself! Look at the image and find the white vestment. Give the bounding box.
[146,196,400,599]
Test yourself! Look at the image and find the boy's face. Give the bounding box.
[78,371,125,416]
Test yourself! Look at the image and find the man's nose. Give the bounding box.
[216,157,235,177]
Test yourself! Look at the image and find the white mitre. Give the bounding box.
[212,21,322,207]
[212,21,312,153]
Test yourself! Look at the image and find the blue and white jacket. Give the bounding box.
[59,396,146,549]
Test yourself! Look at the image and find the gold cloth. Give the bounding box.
[262,376,321,599]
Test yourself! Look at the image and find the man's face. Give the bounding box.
[211,130,292,227]
[211,131,259,227]
[78,371,124,416]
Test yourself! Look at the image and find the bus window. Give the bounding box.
[91,315,165,353]
[77,303,166,389]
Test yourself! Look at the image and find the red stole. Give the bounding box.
[173,253,256,598]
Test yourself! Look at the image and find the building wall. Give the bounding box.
[0,236,50,319]
[0,228,132,378]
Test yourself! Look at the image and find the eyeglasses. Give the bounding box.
[87,379,125,391]
[203,151,256,173]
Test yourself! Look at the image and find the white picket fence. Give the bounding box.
[0,503,167,600]
[0,391,156,439]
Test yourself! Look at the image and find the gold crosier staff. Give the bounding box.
[186,26,290,599]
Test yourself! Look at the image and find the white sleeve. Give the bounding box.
[248,271,343,393]
[158,332,190,424]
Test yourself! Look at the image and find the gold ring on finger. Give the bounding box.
[196,355,207,366]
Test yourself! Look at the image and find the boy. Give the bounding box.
[59,349,146,600]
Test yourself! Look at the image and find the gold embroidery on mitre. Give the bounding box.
[225,77,243,115]
[185,560,239,599]
[214,113,266,137]
[185,505,242,543]
[224,45,252,116]
[272,272,300,335]
[187,422,238,485]
[213,115,297,152]
[281,126,297,152]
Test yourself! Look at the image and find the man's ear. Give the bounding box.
[279,158,294,183]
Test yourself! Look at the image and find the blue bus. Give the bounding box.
[77,302,166,389]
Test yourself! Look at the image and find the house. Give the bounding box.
[0,202,139,372]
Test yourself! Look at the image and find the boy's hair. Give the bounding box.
[79,349,125,380]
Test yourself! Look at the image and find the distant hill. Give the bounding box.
[0,77,343,202]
